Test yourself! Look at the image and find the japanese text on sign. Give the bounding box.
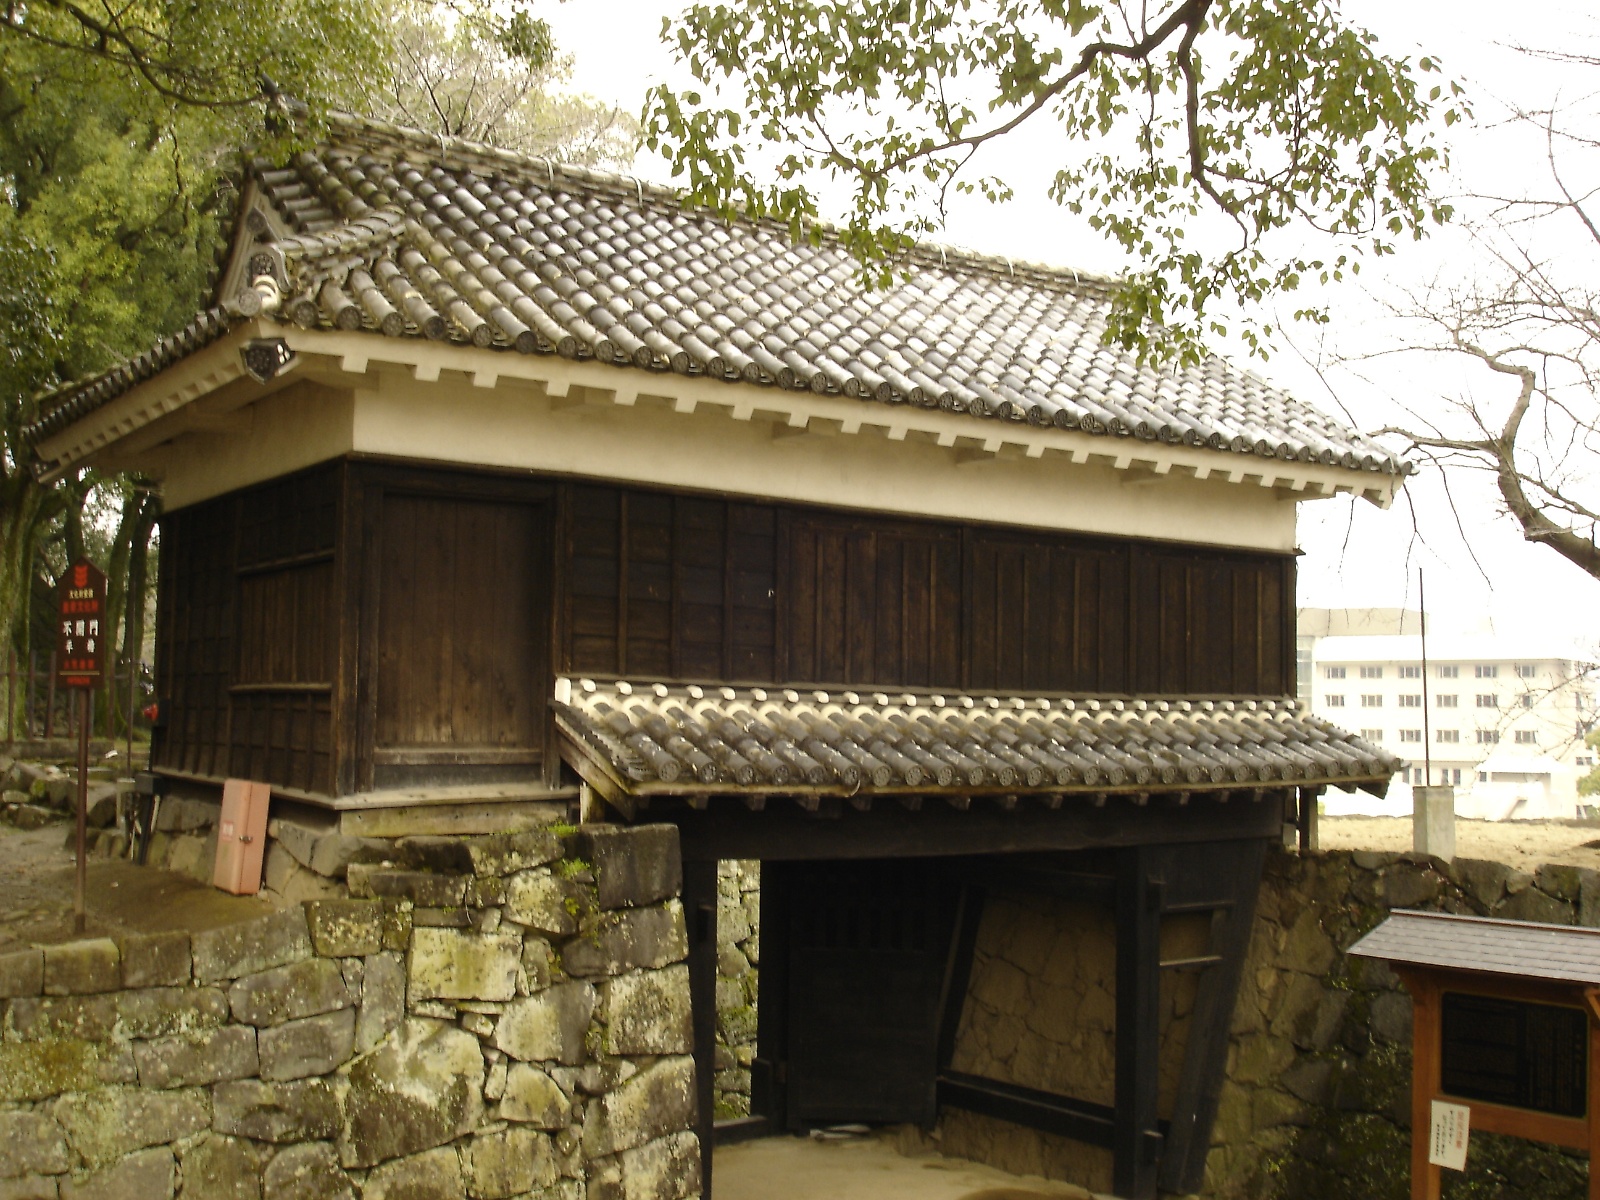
[55,560,107,687]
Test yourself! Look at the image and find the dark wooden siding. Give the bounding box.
[152,463,340,794]
[560,483,1293,697]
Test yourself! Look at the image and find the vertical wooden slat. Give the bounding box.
[1114,846,1162,1200]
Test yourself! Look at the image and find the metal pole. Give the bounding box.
[1420,572,1431,789]
[74,688,89,934]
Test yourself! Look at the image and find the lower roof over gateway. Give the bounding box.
[553,678,1400,811]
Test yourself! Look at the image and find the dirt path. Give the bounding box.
[1318,816,1600,872]
[0,820,274,954]
[715,1136,1099,1200]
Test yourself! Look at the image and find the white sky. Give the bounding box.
[544,0,1600,649]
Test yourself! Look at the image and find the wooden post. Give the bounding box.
[45,652,56,739]
[1405,973,1442,1200]
[684,859,719,1200]
[1114,847,1163,1200]
[126,661,137,770]
[74,688,89,934]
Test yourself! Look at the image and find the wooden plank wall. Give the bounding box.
[152,463,340,795]
[563,483,1294,697]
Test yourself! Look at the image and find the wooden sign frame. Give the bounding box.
[1396,965,1600,1200]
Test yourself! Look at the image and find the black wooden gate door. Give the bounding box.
[775,858,960,1128]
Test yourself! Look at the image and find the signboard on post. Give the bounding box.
[56,559,106,934]
[55,561,107,687]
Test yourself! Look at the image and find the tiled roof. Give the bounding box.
[28,113,1410,478]
[1350,910,1600,985]
[552,678,1401,802]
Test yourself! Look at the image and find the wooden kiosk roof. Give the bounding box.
[1350,910,1600,986]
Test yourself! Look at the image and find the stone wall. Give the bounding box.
[937,846,1600,1199]
[0,818,701,1200]
[711,863,758,1120]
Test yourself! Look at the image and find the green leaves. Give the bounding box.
[645,0,1467,365]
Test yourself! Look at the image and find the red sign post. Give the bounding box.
[56,560,106,933]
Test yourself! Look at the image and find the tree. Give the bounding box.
[644,0,1466,366]
[361,1,637,165]
[1369,57,1600,584]
[1582,731,1600,798]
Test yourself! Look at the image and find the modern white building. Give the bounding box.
[1303,629,1599,819]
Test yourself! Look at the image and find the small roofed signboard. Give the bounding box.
[1350,910,1600,1200]
[55,560,107,687]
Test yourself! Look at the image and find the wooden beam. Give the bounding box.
[1114,847,1163,1200]
[935,885,987,1074]
[938,1070,1118,1148]
[683,860,719,1200]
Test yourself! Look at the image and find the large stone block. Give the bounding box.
[258,1008,357,1081]
[273,821,387,880]
[391,830,562,878]
[52,1086,209,1169]
[361,1147,464,1200]
[119,933,191,989]
[178,1134,269,1200]
[580,826,682,911]
[0,1113,69,1179]
[261,1142,352,1200]
[501,871,579,936]
[41,941,119,996]
[229,959,350,1027]
[463,1128,557,1198]
[348,867,468,908]
[0,1176,58,1200]
[586,1131,701,1200]
[581,1057,696,1159]
[135,1026,258,1089]
[356,953,405,1055]
[0,1039,135,1102]
[9,989,229,1043]
[0,950,43,999]
[408,929,522,1003]
[305,900,386,958]
[497,1065,570,1128]
[599,967,691,1056]
[57,1147,173,1200]
[212,1079,341,1143]
[491,982,596,1065]
[339,1018,485,1169]
[192,911,313,983]
[561,904,687,978]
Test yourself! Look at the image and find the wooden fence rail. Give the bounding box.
[3,648,150,761]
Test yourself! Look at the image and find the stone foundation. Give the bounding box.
[0,815,701,1200]
[712,863,758,1120]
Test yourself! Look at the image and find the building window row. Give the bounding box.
[1326,694,1345,707]
[1399,694,1422,708]
[1361,694,1382,707]
[1475,694,1498,708]
[1360,665,1383,679]
[1476,729,1500,745]
[1400,729,1422,743]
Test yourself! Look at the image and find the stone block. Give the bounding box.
[119,933,191,989]
[356,953,406,1055]
[154,797,214,833]
[1582,869,1600,929]
[0,1176,57,1200]
[412,908,473,929]
[497,1065,570,1128]
[0,950,43,999]
[1536,863,1583,902]
[0,1113,69,1178]
[40,941,119,996]
[1369,991,1414,1044]
[212,1079,341,1143]
[578,826,682,910]
[463,1128,557,1198]
[229,958,350,1027]
[134,1026,258,1089]
[361,1147,464,1200]
[0,1039,135,1102]
[581,1057,696,1159]
[462,829,562,877]
[1499,886,1573,925]
[273,821,387,880]
[9,989,228,1043]
[52,1086,209,1169]
[258,1008,357,1081]
[339,1018,485,1169]
[178,1135,269,1200]
[599,966,691,1056]
[518,939,552,995]
[305,900,386,958]
[192,910,313,983]
[262,1142,352,1200]
[408,928,522,1003]
[381,903,414,953]
[501,871,578,936]
[586,1131,700,1200]
[347,867,468,908]
[57,1148,173,1200]
[562,904,687,978]
[492,982,596,1065]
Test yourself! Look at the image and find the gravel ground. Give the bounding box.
[1318,815,1600,873]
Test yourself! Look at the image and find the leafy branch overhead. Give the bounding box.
[645,0,1467,363]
